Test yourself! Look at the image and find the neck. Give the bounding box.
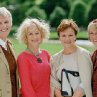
[63,45,77,55]
[0,38,7,42]
[26,46,42,63]
[27,46,39,55]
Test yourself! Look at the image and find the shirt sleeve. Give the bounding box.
[17,55,37,97]
[50,56,61,97]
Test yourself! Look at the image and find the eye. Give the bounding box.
[69,34,74,37]
[5,20,9,24]
[89,32,95,35]
[28,32,33,35]
[36,32,39,34]
[89,32,93,35]
[61,34,66,37]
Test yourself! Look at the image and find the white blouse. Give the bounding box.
[56,50,84,95]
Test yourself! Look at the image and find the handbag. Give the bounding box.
[61,68,79,96]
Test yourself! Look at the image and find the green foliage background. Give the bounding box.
[0,0,97,37]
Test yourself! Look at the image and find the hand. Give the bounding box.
[54,88,64,97]
[72,88,84,97]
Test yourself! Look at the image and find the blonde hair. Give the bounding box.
[0,7,12,25]
[88,19,97,32]
[57,19,78,36]
[16,18,50,44]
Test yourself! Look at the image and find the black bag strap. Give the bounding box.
[62,68,79,96]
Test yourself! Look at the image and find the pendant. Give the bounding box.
[37,58,42,63]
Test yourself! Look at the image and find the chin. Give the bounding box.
[65,45,71,48]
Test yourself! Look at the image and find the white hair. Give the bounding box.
[0,7,12,25]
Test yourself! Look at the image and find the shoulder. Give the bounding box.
[92,50,97,56]
[51,50,63,63]
[41,49,51,61]
[41,49,50,56]
[77,46,91,57]
[17,51,27,60]
[52,50,63,59]
[7,39,12,45]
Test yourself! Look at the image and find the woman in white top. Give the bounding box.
[50,19,93,97]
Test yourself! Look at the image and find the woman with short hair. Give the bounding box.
[16,18,51,97]
[50,19,93,97]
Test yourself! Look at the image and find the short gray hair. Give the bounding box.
[0,7,12,25]
[88,19,97,32]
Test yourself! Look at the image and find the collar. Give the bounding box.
[0,39,7,50]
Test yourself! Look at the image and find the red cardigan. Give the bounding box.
[17,50,51,97]
[92,50,97,97]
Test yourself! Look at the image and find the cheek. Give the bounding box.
[89,36,93,40]
[59,37,64,42]
[71,36,76,41]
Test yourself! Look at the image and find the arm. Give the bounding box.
[50,56,61,97]
[54,88,64,97]
[17,55,37,97]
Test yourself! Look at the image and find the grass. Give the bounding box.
[77,31,88,40]
[9,37,94,56]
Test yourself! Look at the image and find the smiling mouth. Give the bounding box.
[0,28,8,32]
[93,40,97,42]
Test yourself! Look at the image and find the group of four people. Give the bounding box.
[0,7,97,97]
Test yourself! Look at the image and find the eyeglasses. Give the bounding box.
[89,32,97,36]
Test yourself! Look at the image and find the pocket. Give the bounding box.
[0,89,2,97]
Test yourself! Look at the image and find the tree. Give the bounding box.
[88,0,97,23]
[40,0,70,18]
[49,6,66,27]
[69,1,87,27]
[25,6,47,20]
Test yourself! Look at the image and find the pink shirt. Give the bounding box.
[17,50,51,97]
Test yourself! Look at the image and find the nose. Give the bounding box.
[92,33,97,37]
[33,34,37,39]
[2,23,6,29]
[65,36,70,40]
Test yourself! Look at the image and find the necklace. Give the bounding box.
[27,48,42,63]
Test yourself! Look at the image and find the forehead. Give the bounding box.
[0,14,10,20]
[28,23,40,32]
[61,27,75,33]
[89,23,97,31]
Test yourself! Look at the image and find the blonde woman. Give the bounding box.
[50,19,93,97]
[88,19,97,97]
[0,7,19,97]
[16,18,51,97]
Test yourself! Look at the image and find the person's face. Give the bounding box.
[89,25,97,46]
[0,15,11,41]
[26,24,42,47]
[59,27,76,48]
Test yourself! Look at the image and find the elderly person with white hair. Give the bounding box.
[16,18,51,97]
[88,19,97,97]
[0,7,20,97]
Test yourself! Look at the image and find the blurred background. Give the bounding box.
[0,0,96,55]
[1,0,97,37]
